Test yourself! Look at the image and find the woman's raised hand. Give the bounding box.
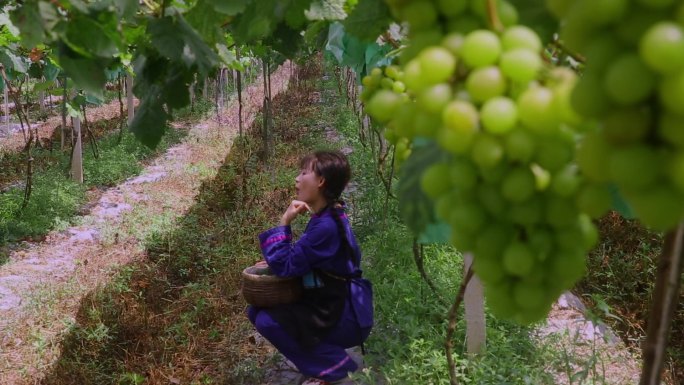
[279,200,312,226]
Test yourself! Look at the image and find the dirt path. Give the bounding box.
[0,63,293,384]
[0,95,136,152]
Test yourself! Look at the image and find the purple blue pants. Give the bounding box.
[248,301,371,382]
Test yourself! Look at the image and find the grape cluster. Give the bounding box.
[361,66,412,167]
[551,0,684,231]
[362,1,598,323]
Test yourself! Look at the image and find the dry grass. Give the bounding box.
[0,63,295,384]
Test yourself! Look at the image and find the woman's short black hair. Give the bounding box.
[300,150,351,203]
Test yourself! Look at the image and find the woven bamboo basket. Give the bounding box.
[241,265,302,307]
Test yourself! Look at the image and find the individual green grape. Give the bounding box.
[577,132,612,182]
[500,48,543,84]
[418,47,457,84]
[478,183,508,215]
[472,134,504,169]
[575,183,612,219]
[498,1,519,27]
[517,86,558,133]
[505,128,536,163]
[485,281,518,319]
[437,125,476,154]
[384,65,403,80]
[659,70,684,114]
[578,213,599,250]
[442,100,479,135]
[380,77,394,90]
[527,227,553,261]
[608,145,662,190]
[551,80,583,125]
[417,83,453,114]
[551,247,586,287]
[461,29,502,68]
[571,71,612,118]
[603,53,656,105]
[551,165,581,197]
[450,226,477,251]
[436,0,468,18]
[625,185,684,231]
[442,32,465,56]
[503,241,535,277]
[480,97,518,134]
[579,0,628,27]
[535,137,573,172]
[450,158,479,190]
[475,222,515,260]
[366,90,402,123]
[546,0,574,18]
[473,257,506,283]
[501,167,536,203]
[545,196,579,228]
[658,111,684,147]
[508,198,543,226]
[513,281,546,310]
[466,66,507,103]
[502,25,542,52]
[392,81,406,93]
[414,110,441,137]
[530,163,551,190]
[447,15,484,34]
[400,1,438,31]
[668,153,684,194]
[450,204,488,235]
[421,163,452,199]
[639,21,684,74]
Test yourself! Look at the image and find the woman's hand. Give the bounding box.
[279,200,312,226]
[254,260,268,268]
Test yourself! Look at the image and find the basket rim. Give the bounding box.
[242,266,298,282]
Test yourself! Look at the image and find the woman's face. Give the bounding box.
[295,166,324,204]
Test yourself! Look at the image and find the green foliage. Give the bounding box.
[343,0,391,42]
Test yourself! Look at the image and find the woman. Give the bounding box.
[248,150,373,385]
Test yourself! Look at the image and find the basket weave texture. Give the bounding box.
[241,265,302,307]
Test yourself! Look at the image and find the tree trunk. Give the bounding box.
[126,73,135,125]
[3,82,9,138]
[61,76,67,150]
[237,47,243,136]
[117,73,125,143]
[82,105,98,159]
[71,116,84,183]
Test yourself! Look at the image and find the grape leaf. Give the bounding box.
[206,0,252,15]
[185,0,227,46]
[286,0,315,29]
[343,0,391,42]
[148,15,219,76]
[0,49,27,73]
[265,23,303,58]
[58,49,107,98]
[514,0,559,45]
[114,0,139,19]
[61,17,119,58]
[130,90,170,148]
[397,140,449,237]
[305,0,347,21]
[9,2,45,48]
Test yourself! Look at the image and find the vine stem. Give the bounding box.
[445,265,474,385]
[485,0,504,33]
[639,223,684,385]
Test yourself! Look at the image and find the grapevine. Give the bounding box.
[362,0,599,324]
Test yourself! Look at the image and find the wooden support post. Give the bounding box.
[71,116,83,183]
[464,253,486,355]
[126,73,135,125]
[3,84,8,137]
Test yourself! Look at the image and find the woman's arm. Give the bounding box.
[258,220,340,277]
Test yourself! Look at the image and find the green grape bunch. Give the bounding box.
[551,0,684,231]
[361,0,600,324]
